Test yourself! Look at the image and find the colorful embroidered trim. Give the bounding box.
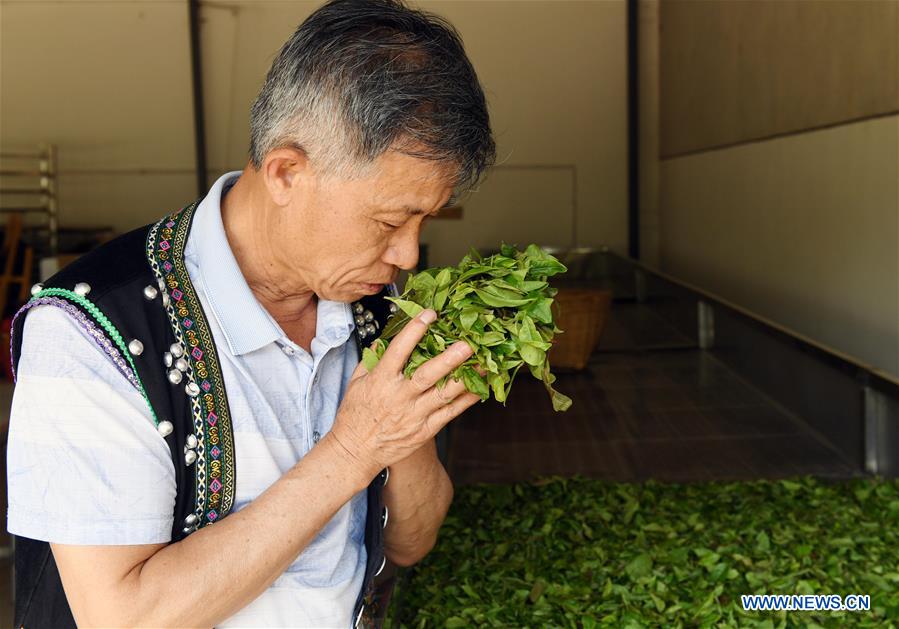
[147,202,236,528]
[11,296,140,391]
[12,290,159,427]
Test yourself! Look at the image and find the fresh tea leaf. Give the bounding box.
[365,244,570,410]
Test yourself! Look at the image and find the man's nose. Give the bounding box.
[385,231,420,271]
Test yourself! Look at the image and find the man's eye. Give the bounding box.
[379,220,402,230]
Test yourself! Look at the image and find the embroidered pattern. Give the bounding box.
[11,296,138,391]
[146,203,237,528]
[12,291,159,426]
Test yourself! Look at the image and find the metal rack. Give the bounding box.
[0,144,59,257]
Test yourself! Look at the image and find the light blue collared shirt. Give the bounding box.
[8,171,368,628]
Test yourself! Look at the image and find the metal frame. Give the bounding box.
[0,143,59,256]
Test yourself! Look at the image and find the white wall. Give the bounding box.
[661,116,899,376]
[0,0,197,229]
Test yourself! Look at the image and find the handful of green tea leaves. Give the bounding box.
[361,244,573,412]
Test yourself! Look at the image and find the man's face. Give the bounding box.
[272,149,455,303]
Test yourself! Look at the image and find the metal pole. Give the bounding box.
[863,383,898,476]
[627,0,640,260]
[698,300,715,350]
[188,0,208,195]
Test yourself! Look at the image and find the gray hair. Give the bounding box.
[249,0,496,191]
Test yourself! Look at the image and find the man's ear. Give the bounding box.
[261,146,311,207]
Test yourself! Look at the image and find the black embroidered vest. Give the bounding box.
[10,202,394,628]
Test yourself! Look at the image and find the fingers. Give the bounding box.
[409,340,473,392]
[429,374,469,407]
[427,391,481,435]
[377,309,436,375]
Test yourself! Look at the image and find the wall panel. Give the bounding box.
[660,0,899,157]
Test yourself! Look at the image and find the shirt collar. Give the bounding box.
[186,171,356,356]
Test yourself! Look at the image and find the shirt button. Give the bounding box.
[312,431,321,443]
[281,345,295,356]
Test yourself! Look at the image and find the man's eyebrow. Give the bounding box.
[398,197,457,215]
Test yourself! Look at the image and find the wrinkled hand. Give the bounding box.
[328,308,481,480]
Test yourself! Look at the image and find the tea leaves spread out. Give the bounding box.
[362,244,572,412]
[388,476,899,628]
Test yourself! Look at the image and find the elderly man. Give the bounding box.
[5,0,495,626]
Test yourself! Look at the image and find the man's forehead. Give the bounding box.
[370,148,457,185]
[357,150,456,210]
[369,195,455,215]
[367,179,457,213]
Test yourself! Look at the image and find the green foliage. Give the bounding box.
[362,244,572,411]
[387,476,899,628]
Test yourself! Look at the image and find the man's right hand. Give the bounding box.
[327,307,481,480]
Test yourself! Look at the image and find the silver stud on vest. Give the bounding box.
[364,323,376,336]
[170,343,184,358]
[167,369,183,385]
[164,352,173,368]
[143,285,159,300]
[127,339,144,356]
[353,303,364,315]
[184,513,198,526]
[388,303,398,314]
[157,420,174,437]
[161,292,171,308]
[30,283,44,296]
[73,282,91,297]
[184,429,199,466]
[354,315,365,327]
[175,357,189,372]
[363,310,374,322]
[185,382,201,397]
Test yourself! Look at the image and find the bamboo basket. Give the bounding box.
[548,287,612,370]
